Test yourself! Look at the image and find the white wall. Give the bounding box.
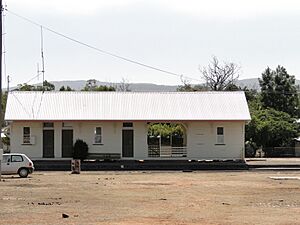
[10,122,43,158]
[9,121,148,160]
[187,121,245,160]
[9,121,245,160]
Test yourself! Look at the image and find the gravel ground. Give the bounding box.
[0,170,299,225]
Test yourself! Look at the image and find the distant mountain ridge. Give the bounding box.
[11,78,300,92]
[51,78,264,91]
[49,80,178,92]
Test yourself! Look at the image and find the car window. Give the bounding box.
[2,155,10,163]
[11,155,23,162]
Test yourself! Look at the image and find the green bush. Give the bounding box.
[245,141,257,158]
[73,139,88,160]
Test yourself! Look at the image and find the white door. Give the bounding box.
[1,155,12,174]
[10,155,24,173]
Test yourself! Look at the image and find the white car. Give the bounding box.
[1,153,34,178]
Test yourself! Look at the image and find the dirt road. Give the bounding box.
[0,171,299,225]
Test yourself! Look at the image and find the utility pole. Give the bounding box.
[7,75,9,92]
[0,0,3,179]
[0,0,3,151]
[40,26,45,89]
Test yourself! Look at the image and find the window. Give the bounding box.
[216,127,224,144]
[123,122,133,128]
[62,122,72,128]
[94,127,102,144]
[11,155,23,162]
[23,127,31,144]
[217,127,224,135]
[43,122,54,128]
[2,155,10,163]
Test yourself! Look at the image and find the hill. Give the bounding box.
[10,78,300,92]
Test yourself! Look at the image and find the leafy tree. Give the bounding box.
[82,79,115,91]
[224,83,240,91]
[17,83,35,91]
[259,66,299,117]
[242,87,258,102]
[17,80,55,91]
[93,85,115,91]
[39,80,55,91]
[224,84,258,102]
[82,79,97,91]
[200,56,240,91]
[246,108,298,151]
[148,123,184,137]
[59,86,74,91]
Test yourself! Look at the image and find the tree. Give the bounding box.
[223,84,258,102]
[246,108,298,151]
[177,79,196,92]
[82,79,115,91]
[59,86,74,91]
[17,80,55,91]
[259,66,299,117]
[93,85,115,91]
[177,78,209,92]
[17,83,35,91]
[43,80,55,91]
[242,87,258,102]
[82,79,97,91]
[117,78,131,92]
[200,56,240,91]
[148,123,184,137]
[224,83,240,91]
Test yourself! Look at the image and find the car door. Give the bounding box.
[1,155,12,174]
[10,155,24,173]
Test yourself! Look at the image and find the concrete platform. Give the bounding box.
[32,158,300,171]
[33,159,248,171]
[246,158,300,169]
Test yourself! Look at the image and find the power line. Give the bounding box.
[7,9,300,96]
[5,9,202,83]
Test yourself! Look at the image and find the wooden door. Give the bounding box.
[122,130,134,158]
[62,130,73,158]
[43,130,54,158]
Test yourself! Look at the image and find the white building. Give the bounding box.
[5,91,251,160]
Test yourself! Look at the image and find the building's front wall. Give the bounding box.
[10,121,245,160]
[187,121,245,159]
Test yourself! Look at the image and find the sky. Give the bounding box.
[3,0,300,87]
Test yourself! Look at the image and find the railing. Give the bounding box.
[148,145,187,158]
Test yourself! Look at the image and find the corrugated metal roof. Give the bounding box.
[5,91,251,121]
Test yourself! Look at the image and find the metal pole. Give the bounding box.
[0,0,3,152]
[7,75,9,92]
[0,0,2,180]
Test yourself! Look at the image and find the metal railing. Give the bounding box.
[148,145,187,158]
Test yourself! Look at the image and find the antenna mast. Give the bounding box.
[0,0,3,151]
[40,26,45,88]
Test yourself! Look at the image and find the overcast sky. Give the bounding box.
[3,0,300,87]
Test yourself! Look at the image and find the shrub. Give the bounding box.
[245,141,257,158]
[73,139,88,160]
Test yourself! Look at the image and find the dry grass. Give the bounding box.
[0,170,299,225]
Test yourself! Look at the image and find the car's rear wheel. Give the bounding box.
[18,168,29,178]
